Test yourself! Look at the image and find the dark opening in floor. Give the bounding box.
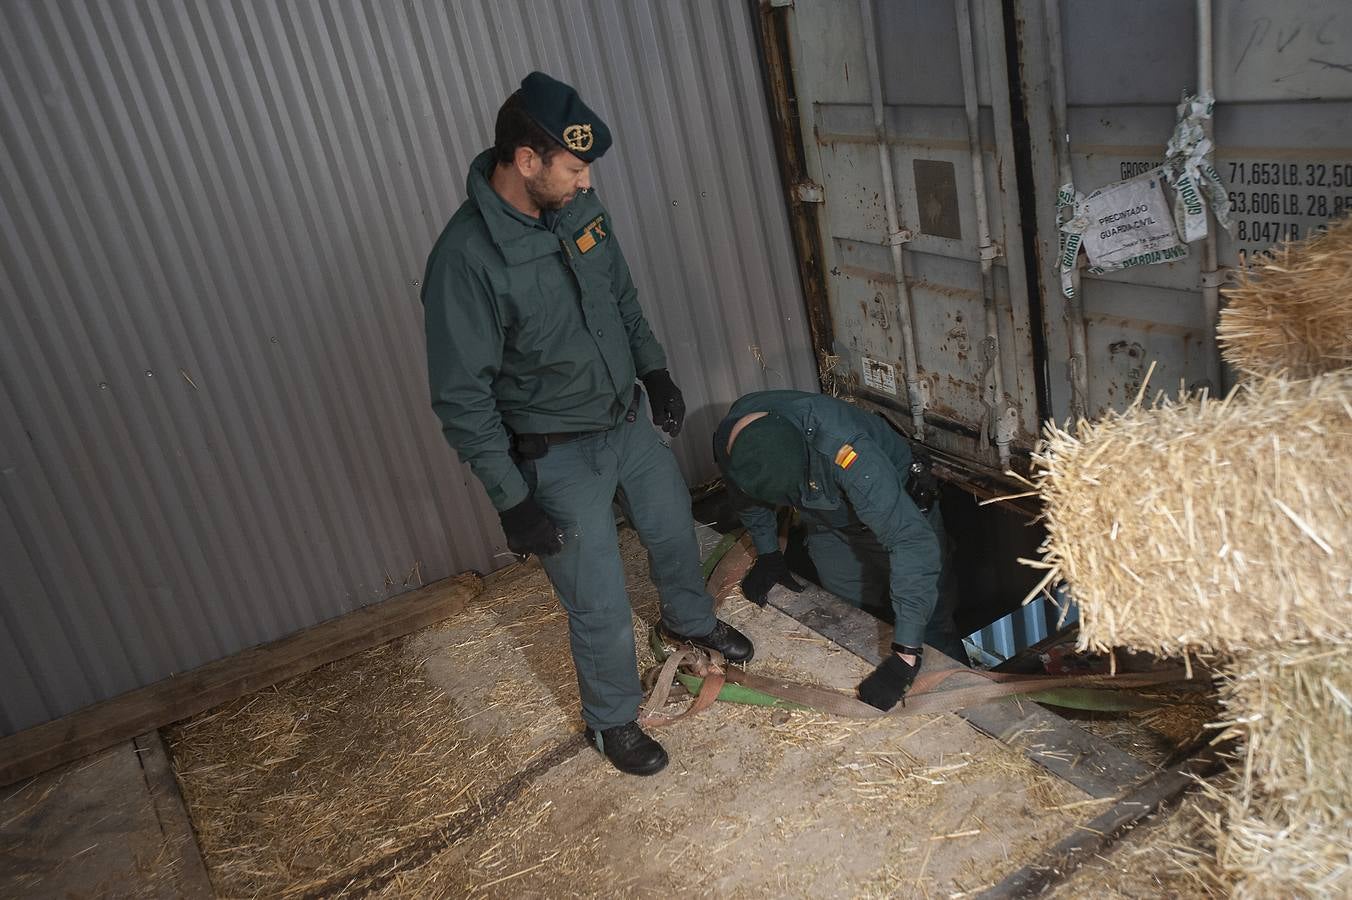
[692,481,1069,665]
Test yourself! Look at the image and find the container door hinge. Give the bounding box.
[769,0,794,8]
[793,180,824,203]
[1200,267,1228,289]
[996,405,1019,445]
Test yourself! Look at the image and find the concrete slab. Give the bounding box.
[0,732,211,899]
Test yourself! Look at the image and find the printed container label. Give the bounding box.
[861,357,898,395]
[1079,172,1183,270]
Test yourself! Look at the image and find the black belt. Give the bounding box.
[511,428,598,460]
[536,429,602,446]
[513,387,643,460]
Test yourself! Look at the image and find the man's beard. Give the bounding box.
[525,171,574,212]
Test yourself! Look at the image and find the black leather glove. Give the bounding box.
[641,369,685,436]
[739,550,805,606]
[857,646,921,711]
[498,495,564,559]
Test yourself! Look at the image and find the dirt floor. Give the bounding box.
[164,528,1108,898]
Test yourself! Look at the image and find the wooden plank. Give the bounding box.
[768,583,1156,798]
[769,584,893,662]
[0,573,483,788]
[918,634,1156,798]
[294,735,588,898]
[133,731,214,898]
[0,735,224,897]
[959,693,1155,798]
[978,750,1221,898]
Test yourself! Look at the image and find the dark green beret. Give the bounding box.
[726,414,807,505]
[518,71,612,163]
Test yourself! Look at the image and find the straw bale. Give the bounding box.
[1061,647,1352,898]
[1215,804,1352,899]
[1030,371,1352,657]
[1218,214,1352,380]
[1220,646,1352,823]
[1207,645,1352,898]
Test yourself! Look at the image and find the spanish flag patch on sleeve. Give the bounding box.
[834,443,858,469]
[573,215,607,254]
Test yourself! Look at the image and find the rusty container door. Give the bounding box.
[760,0,1352,485]
[1015,0,1352,424]
[759,0,1044,480]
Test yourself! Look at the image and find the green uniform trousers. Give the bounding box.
[520,396,717,731]
[801,507,967,661]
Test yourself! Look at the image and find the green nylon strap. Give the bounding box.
[674,673,808,710]
[699,531,743,581]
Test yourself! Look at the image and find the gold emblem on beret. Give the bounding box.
[563,123,594,153]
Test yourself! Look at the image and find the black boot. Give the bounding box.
[585,722,668,776]
[659,619,754,664]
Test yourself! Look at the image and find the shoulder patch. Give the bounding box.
[573,215,608,253]
[834,443,858,469]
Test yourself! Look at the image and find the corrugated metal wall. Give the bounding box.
[966,595,1075,665]
[0,0,816,736]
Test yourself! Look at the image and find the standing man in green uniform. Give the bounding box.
[712,390,965,711]
[422,72,753,776]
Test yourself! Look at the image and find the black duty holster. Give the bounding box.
[904,448,939,514]
[512,432,550,461]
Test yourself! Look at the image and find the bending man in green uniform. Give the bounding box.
[422,72,752,776]
[713,391,965,711]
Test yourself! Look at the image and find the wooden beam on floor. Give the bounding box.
[133,731,214,898]
[0,573,483,788]
[978,749,1222,898]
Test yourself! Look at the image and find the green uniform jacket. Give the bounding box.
[713,390,940,646]
[422,150,667,511]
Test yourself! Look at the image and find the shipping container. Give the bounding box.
[757,0,1352,486]
[753,0,1351,653]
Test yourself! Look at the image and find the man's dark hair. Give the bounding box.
[493,92,561,166]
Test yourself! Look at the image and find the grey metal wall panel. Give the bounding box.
[0,0,814,735]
